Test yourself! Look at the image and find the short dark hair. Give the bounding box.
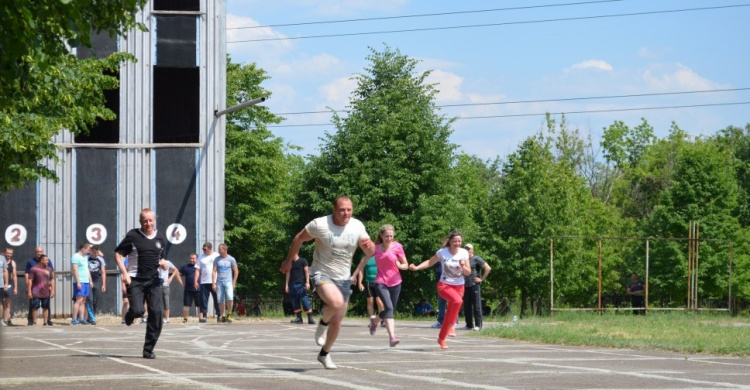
[333,194,351,207]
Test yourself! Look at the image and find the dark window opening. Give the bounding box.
[154,0,199,11]
[155,15,197,68]
[76,31,117,60]
[153,67,199,143]
[75,69,120,144]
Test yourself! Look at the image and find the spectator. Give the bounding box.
[285,255,316,324]
[3,248,17,326]
[26,254,55,326]
[179,253,201,323]
[158,259,182,323]
[627,272,646,315]
[70,243,92,325]
[86,245,106,325]
[462,243,491,331]
[414,298,436,316]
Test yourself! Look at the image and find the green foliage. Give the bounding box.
[223,58,297,300]
[293,45,468,308]
[641,138,740,302]
[0,0,146,192]
[0,53,132,192]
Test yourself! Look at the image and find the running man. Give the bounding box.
[114,208,168,359]
[280,195,374,369]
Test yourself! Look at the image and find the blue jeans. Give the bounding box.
[289,282,312,313]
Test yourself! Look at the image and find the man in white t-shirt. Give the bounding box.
[280,195,374,370]
[198,242,219,323]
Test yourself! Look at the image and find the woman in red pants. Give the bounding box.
[409,229,470,349]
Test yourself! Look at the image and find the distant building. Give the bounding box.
[0,0,227,316]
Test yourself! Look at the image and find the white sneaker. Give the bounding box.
[472,327,480,331]
[317,354,337,369]
[315,322,328,346]
[0,320,6,327]
[430,322,442,329]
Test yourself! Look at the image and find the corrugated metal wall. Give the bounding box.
[11,0,227,318]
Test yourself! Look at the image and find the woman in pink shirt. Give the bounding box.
[409,229,470,349]
[353,224,408,347]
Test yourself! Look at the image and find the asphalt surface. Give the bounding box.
[2,318,749,389]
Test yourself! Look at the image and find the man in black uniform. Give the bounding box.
[114,208,167,359]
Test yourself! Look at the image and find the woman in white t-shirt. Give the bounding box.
[409,229,470,349]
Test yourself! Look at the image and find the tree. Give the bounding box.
[484,116,627,315]
[293,45,461,310]
[0,0,147,192]
[223,58,298,300]
[641,138,740,304]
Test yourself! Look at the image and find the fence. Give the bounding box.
[549,231,734,314]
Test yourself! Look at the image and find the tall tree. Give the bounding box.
[293,45,461,309]
[641,138,740,304]
[0,0,146,192]
[223,58,297,299]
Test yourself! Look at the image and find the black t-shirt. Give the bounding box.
[628,280,644,294]
[114,228,166,280]
[179,263,200,292]
[88,256,105,283]
[289,257,309,285]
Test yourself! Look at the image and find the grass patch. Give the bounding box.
[482,311,750,357]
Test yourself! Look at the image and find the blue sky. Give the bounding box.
[226,0,750,160]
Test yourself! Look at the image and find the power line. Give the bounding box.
[228,4,750,43]
[227,0,624,30]
[272,87,750,116]
[264,101,750,128]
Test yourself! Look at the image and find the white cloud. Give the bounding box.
[426,70,464,102]
[642,63,726,91]
[319,76,357,108]
[277,53,345,77]
[569,60,614,71]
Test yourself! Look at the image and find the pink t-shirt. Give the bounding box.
[374,242,406,287]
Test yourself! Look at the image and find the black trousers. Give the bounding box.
[87,280,102,314]
[128,277,164,353]
[631,295,645,315]
[463,284,483,329]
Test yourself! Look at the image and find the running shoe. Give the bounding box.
[438,339,448,350]
[317,354,337,369]
[315,322,328,346]
[226,315,233,323]
[389,338,400,347]
[70,319,79,325]
[290,317,303,324]
[448,329,456,337]
[308,317,316,325]
[430,321,442,328]
[369,316,379,336]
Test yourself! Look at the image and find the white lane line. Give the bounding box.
[23,337,235,390]
[158,346,382,390]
